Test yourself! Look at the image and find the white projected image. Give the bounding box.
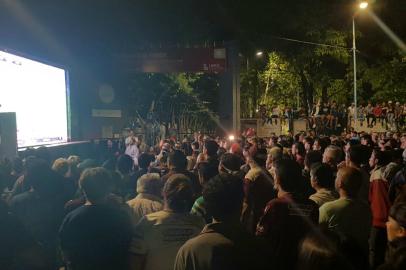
[0,50,68,147]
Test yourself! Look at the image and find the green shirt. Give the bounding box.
[319,198,371,252]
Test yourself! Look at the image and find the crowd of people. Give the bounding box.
[1,129,406,270]
[260,100,406,133]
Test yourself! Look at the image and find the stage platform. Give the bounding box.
[17,139,123,163]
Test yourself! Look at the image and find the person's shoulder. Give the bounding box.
[319,198,340,212]
[142,210,168,223]
[64,205,91,219]
[245,166,262,181]
[262,197,289,213]
[180,231,210,250]
[10,191,35,206]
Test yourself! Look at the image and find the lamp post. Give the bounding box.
[352,1,368,130]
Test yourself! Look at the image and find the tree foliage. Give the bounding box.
[125,73,220,134]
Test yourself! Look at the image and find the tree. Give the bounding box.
[363,52,406,102]
[125,72,220,135]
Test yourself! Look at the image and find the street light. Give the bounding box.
[256,51,264,57]
[352,1,368,130]
[359,2,369,9]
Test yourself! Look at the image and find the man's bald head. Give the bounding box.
[335,167,363,198]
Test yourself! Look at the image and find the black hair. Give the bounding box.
[386,203,406,270]
[163,174,194,212]
[79,167,113,203]
[191,141,200,151]
[304,136,314,146]
[168,150,187,170]
[116,154,133,174]
[220,153,244,172]
[217,147,227,159]
[361,134,373,146]
[297,232,356,270]
[391,149,404,163]
[310,163,334,189]
[253,148,268,168]
[274,158,306,194]
[204,140,219,157]
[203,173,244,221]
[181,142,193,156]
[315,137,329,152]
[197,162,219,184]
[24,157,50,191]
[348,145,371,166]
[138,153,154,169]
[305,150,322,169]
[347,139,361,147]
[294,142,306,156]
[373,149,391,167]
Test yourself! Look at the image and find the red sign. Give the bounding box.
[115,48,227,73]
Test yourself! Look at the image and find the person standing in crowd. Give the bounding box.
[373,103,382,128]
[59,167,134,270]
[366,102,375,128]
[10,157,67,269]
[369,149,392,269]
[175,173,266,270]
[297,232,357,270]
[378,203,406,270]
[190,161,220,223]
[130,153,155,196]
[266,146,283,174]
[256,159,318,270]
[291,142,306,167]
[358,104,366,127]
[127,173,163,224]
[115,154,135,199]
[129,174,204,270]
[387,101,395,130]
[125,136,140,168]
[394,102,403,131]
[303,136,314,153]
[137,135,149,154]
[309,163,338,207]
[242,149,276,234]
[329,100,338,129]
[348,103,356,128]
[323,145,343,175]
[162,150,200,197]
[0,168,47,270]
[52,157,77,199]
[346,145,372,202]
[381,102,388,129]
[271,105,280,125]
[195,140,219,170]
[319,167,371,267]
[186,141,200,171]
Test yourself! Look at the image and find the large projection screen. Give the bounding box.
[0,50,69,148]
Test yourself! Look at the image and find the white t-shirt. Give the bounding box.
[125,144,139,166]
[348,106,355,116]
[129,210,205,270]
